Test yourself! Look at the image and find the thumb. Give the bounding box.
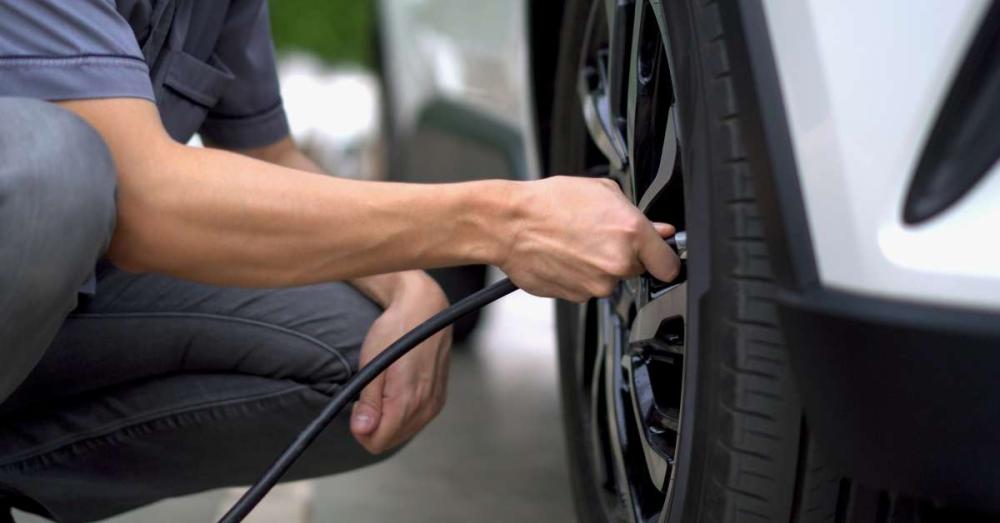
[351,356,384,437]
[639,223,681,283]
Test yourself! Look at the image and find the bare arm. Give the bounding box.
[59,98,679,301]
[232,135,425,306]
[62,99,507,288]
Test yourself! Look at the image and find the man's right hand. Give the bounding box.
[499,176,680,302]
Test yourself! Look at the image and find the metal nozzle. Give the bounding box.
[666,231,687,258]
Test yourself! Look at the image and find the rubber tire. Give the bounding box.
[550,0,839,521]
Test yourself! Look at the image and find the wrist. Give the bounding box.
[457,179,524,267]
[350,271,412,307]
[392,270,442,302]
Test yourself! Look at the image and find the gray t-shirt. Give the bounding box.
[0,0,290,149]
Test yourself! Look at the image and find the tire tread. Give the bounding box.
[692,0,831,521]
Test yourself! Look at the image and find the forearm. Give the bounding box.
[239,138,440,305]
[109,140,514,288]
[58,98,678,303]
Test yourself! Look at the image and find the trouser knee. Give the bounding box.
[0,98,117,401]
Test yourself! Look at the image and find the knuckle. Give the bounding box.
[607,257,631,278]
[624,213,645,237]
[414,379,435,405]
[598,178,618,190]
[359,438,381,455]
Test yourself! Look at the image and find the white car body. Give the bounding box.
[378,0,540,182]
[763,0,1000,311]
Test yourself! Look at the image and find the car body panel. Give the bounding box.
[378,0,540,183]
[762,0,1000,311]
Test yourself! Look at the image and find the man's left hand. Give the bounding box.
[349,272,452,454]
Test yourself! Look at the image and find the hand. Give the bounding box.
[350,272,452,454]
[500,176,680,302]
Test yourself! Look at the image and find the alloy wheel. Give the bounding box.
[573,1,689,521]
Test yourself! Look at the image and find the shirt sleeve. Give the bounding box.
[199,0,290,149]
[0,0,154,102]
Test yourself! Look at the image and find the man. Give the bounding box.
[0,1,679,521]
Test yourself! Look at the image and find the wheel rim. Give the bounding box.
[574,1,688,521]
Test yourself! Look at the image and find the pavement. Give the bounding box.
[14,274,576,522]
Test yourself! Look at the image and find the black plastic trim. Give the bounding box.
[717,0,818,291]
[904,0,1000,224]
[777,288,1000,511]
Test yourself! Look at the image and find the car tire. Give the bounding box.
[549,0,838,521]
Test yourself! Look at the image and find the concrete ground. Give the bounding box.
[15,276,576,523]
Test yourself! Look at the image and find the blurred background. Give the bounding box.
[270,0,375,66]
[16,1,573,521]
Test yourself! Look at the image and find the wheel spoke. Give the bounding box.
[629,281,686,353]
[637,107,677,213]
[598,299,636,509]
[604,0,634,142]
[611,279,638,321]
[578,64,626,170]
[624,0,678,213]
[579,0,635,171]
[588,309,611,487]
[622,354,673,490]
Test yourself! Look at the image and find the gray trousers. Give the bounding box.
[0,99,388,522]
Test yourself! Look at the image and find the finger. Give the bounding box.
[652,222,676,238]
[397,379,446,450]
[351,379,384,437]
[351,355,385,437]
[367,392,413,453]
[638,224,681,283]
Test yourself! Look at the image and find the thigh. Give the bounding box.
[0,373,392,522]
[0,264,382,415]
[0,267,385,521]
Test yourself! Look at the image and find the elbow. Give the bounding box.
[104,174,175,275]
[104,142,190,275]
[105,224,155,274]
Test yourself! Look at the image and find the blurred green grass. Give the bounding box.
[269,0,374,67]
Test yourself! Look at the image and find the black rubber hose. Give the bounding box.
[218,277,520,523]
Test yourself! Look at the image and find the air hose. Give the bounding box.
[218,277,520,523]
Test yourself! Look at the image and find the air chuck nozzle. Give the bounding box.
[666,231,687,258]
